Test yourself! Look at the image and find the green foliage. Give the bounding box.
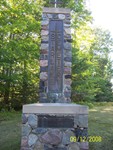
[0,0,113,110]
[72,24,113,102]
[0,0,43,110]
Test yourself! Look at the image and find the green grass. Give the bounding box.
[0,103,113,150]
[89,103,113,150]
[0,111,21,150]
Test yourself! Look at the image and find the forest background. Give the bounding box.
[0,0,113,111]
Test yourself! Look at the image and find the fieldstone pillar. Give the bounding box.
[21,7,88,150]
[39,8,72,103]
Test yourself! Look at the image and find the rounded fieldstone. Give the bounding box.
[65,28,71,35]
[40,98,48,103]
[47,14,53,19]
[40,60,48,67]
[28,134,38,147]
[68,52,72,57]
[42,14,47,20]
[53,14,58,19]
[22,124,31,137]
[69,143,80,150]
[41,36,48,41]
[41,44,48,50]
[40,54,44,60]
[39,92,47,99]
[64,51,72,57]
[66,97,71,103]
[64,24,71,27]
[40,129,62,145]
[40,50,48,55]
[41,30,49,36]
[22,114,28,124]
[40,72,48,81]
[62,130,75,145]
[41,25,49,30]
[78,115,88,128]
[64,20,70,24]
[64,67,71,74]
[41,20,49,26]
[64,79,72,85]
[58,14,65,20]
[34,141,44,150]
[64,62,72,67]
[21,148,32,150]
[28,114,37,128]
[64,85,71,91]
[64,92,71,97]
[64,57,72,62]
[65,14,71,19]
[64,43,71,50]
[64,34,71,39]
[21,136,28,147]
[64,51,72,58]
[80,142,88,150]
[32,128,47,134]
[44,145,66,150]
[44,145,53,149]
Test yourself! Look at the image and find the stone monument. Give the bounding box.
[21,1,89,150]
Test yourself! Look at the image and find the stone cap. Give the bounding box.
[23,103,88,114]
[43,7,71,14]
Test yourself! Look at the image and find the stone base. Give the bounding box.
[21,103,88,150]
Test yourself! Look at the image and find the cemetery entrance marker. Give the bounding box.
[48,20,63,93]
[39,7,72,103]
[21,6,89,150]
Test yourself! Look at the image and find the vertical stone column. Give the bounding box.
[21,8,88,150]
[39,8,72,103]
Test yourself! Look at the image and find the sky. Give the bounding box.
[88,0,113,58]
[89,0,113,36]
[87,0,113,83]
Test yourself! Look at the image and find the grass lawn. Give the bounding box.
[0,111,21,150]
[0,102,113,150]
[89,102,113,150]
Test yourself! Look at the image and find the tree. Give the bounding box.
[72,25,113,102]
[90,28,113,102]
[0,0,112,110]
[0,0,43,110]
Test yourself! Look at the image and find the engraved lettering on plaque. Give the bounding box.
[38,115,74,128]
[48,20,63,92]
